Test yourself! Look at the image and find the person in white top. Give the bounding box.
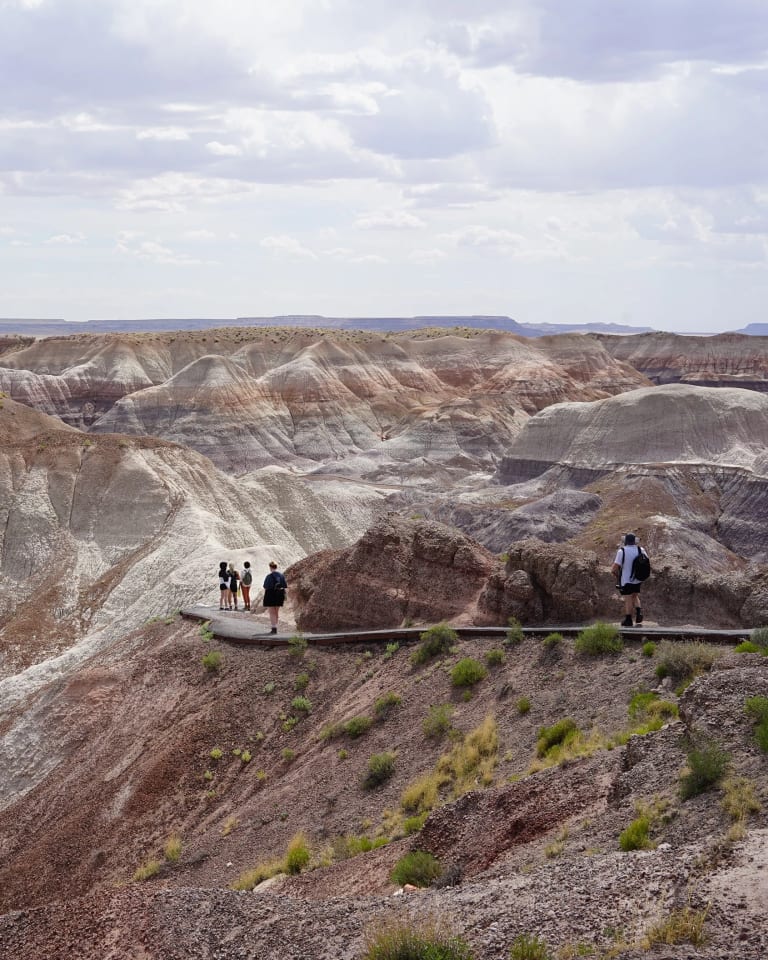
[611,533,646,628]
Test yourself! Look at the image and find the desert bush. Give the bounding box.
[654,640,724,684]
[231,858,284,891]
[542,632,563,649]
[163,833,182,862]
[423,703,453,739]
[735,641,762,654]
[642,906,708,947]
[344,715,374,738]
[721,774,761,840]
[627,691,677,731]
[536,718,579,757]
[680,741,730,799]
[745,695,768,751]
[508,933,553,960]
[282,716,299,732]
[411,623,458,665]
[641,641,656,657]
[574,622,622,656]
[619,813,653,852]
[281,748,296,761]
[201,650,222,671]
[374,692,402,718]
[291,696,312,713]
[263,680,276,694]
[401,772,441,814]
[364,918,474,960]
[363,752,396,789]
[750,625,768,647]
[209,747,223,760]
[383,641,400,660]
[450,657,488,688]
[133,859,162,882]
[391,850,443,887]
[403,812,429,835]
[240,750,252,763]
[516,696,531,715]
[287,633,308,659]
[505,616,524,646]
[485,648,505,667]
[294,672,310,690]
[285,832,311,874]
[436,715,498,796]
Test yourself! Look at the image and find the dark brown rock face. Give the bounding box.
[288,516,498,631]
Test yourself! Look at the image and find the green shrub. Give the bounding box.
[516,696,531,715]
[745,695,768,751]
[628,691,660,720]
[209,748,223,760]
[363,752,396,789]
[735,641,762,654]
[344,715,373,738]
[364,919,474,960]
[201,650,222,671]
[505,616,524,646]
[642,641,656,657]
[282,748,296,761]
[133,858,162,882]
[374,692,402,718]
[450,657,488,688]
[542,632,563,649]
[285,833,311,874]
[163,833,182,862]
[263,680,276,695]
[240,750,252,763]
[508,933,553,960]
[750,625,768,647]
[423,703,453,739]
[403,812,429,835]
[619,814,654,851]
[282,716,299,732]
[383,642,400,660]
[485,648,505,667]
[536,718,579,757]
[287,633,308,659]
[680,742,730,799]
[654,640,723,684]
[294,672,310,690]
[390,850,443,887]
[291,696,312,714]
[574,622,622,656]
[411,623,458,665]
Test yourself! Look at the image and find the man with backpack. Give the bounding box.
[240,561,253,611]
[612,533,651,628]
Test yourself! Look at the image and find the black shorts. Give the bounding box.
[220,582,228,591]
[619,583,641,596]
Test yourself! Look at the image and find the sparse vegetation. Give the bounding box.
[291,696,312,714]
[485,648,505,667]
[654,640,723,685]
[411,623,458,665]
[287,633,308,659]
[294,672,310,690]
[750,625,768,648]
[423,703,453,739]
[641,905,708,948]
[285,832,311,874]
[232,858,284,891]
[344,715,374,738]
[201,650,222,672]
[542,632,563,650]
[209,748,223,760]
[516,696,531,715]
[536,718,579,757]
[403,812,429,834]
[745,695,768,751]
[363,752,396,789]
[240,749,252,763]
[163,833,182,862]
[680,741,730,799]
[383,642,400,660]
[574,622,622,656]
[508,933,553,960]
[450,657,488,688]
[132,858,162,882]
[374,692,402,718]
[282,748,296,762]
[263,680,276,694]
[363,918,474,960]
[282,716,299,732]
[641,641,656,657]
[505,616,524,646]
[391,850,443,887]
[721,775,761,839]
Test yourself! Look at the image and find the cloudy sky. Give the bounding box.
[2,0,767,331]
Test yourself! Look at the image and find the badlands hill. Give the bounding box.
[3,326,768,958]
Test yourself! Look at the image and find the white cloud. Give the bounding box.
[409,248,447,263]
[46,232,86,245]
[447,225,526,253]
[260,234,317,259]
[206,140,243,156]
[136,127,191,141]
[354,210,426,230]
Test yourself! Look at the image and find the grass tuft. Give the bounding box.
[680,741,729,799]
[363,918,474,960]
[574,622,622,656]
[390,850,442,887]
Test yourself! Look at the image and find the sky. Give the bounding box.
[1,0,768,331]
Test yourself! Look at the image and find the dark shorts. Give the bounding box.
[220,582,228,591]
[619,583,641,596]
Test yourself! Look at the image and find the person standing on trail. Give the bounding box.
[228,562,241,611]
[240,561,253,611]
[263,561,287,634]
[218,561,230,611]
[611,533,649,628]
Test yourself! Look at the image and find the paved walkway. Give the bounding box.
[180,605,751,648]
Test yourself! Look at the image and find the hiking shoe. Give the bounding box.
[635,610,644,624]
[270,627,277,634]
[621,616,634,628]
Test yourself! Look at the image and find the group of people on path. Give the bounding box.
[217,560,287,634]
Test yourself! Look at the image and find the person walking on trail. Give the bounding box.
[263,561,287,634]
[228,562,241,611]
[240,561,253,611]
[612,533,649,627]
[218,561,229,611]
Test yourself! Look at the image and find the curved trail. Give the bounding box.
[181,605,750,648]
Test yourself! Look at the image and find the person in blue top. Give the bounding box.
[611,533,647,628]
[263,561,287,634]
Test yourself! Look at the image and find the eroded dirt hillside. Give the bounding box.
[0,615,766,959]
